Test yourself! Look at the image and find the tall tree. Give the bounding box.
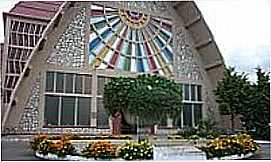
[241,68,270,139]
[214,67,250,130]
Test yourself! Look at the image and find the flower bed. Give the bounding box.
[197,133,259,159]
[81,141,117,160]
[119,140,153,160]
[31,134,153,160]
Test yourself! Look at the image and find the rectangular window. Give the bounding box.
[197,85,202,101]
[183,103,192,127]
[77,97,91,125]
[46,72,54,92]
[75,75,83,94]
[84,75,92,94]
[56,73,64,93]
[97,76,105,96]
[191,85,196,101]
[65,73,74,93]
[184,84,190,100]
[97,98,109,128]
[61,97,75,125]
[44,71,92,127]
[44,95,59,125]
[194,104,202,126]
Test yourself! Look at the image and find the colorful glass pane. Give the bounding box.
[89,4,174,76]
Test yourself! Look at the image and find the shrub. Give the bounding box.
[49,135,75,157]
[30,134,49,151]
[198,133,260,159]
[81,141,117,159]
[119,140,153,160]
[31,134,75,157]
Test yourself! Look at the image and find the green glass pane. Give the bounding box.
[61,97,75,125]
[44,95,59,126]
[78,97,91,125]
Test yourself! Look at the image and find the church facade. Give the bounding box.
[1,1,226,134]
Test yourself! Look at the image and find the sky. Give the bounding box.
[0,0,270,82]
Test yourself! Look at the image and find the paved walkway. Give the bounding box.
[1,140,270,160]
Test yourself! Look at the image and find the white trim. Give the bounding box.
[74,97,78,125]
[58,96,62,125]
[44,92,92,98]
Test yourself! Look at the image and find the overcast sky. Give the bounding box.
[0,0,270,82]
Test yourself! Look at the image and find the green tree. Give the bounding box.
[241,68,270,139]
[103,74,183,125]
[214,67,250,130]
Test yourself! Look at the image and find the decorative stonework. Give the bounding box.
[19,76,41,131]
[47,8,86,67]
[174,27,202,80]
[94,1,172,16]
[41,128,111,134]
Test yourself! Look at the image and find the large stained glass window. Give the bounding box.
[89,4,174,76]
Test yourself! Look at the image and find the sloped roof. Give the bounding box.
[5,1,63,21]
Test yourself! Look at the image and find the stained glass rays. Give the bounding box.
[89,4,174,76]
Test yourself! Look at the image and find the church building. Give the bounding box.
[1,1,226,134]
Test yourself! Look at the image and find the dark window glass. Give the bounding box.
[191,85,196,101]
[24,23,30,33]
[197,85,202,101]
[56,73,64,93]
[29,24,35,34]
[65,73,74,93]
[11,33,17,45]
[35,25,41,35]
[46,72,54,92]
[18,23,24,32]
[24,35,28,46]
[75,75,82,94]
[184,84,190,100]
[77,97,91,125]
[18,34,24,46]
[61,97,75,125]
[14,61,20,73]
[12,21,19,31]
[183,103,192,127]
[84,75,92,94]
[194,104,202,126]
[8,61,15,73]
[97,98,109,128]
[29,35,34,47]
[44,95,59,126]
[97,76,105,96]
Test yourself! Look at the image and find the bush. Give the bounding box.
[119,140,153,160]
[49,135,75,157]
[198,133,260,159]
[30,134,49,151]
[81,141,117,159]
[30,134,75,157]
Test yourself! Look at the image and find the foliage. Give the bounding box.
[198,133,260,159]
[214,67,250,130]
[30,134,75,157]
[215,67,270,139]
[119,140,153,160]
[30,134,49,151]
[240,68,270,139]
[36,139,53,155]
[81,141,117,159]
[104,74,183,125]
[49,135,76,157]
[176,117,221,139]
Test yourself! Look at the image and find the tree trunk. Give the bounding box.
[231,114,235,132]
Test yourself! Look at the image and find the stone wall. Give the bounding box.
[18,76,41,132]
[47,8,86,67]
